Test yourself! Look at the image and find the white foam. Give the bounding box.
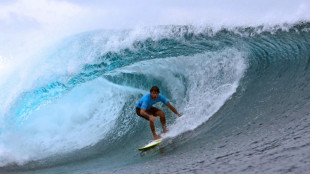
[0,78,140,166]
[112,49,247,139]
[165,50,247,138]
[1,0,309,59]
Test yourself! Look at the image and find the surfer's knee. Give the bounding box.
[149,117,156,124]
[157,110,165,118]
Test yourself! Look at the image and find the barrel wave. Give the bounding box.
[1,22,310,174]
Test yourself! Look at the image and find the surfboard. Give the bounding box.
[138,139,162,151]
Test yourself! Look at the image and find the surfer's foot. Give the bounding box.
[163,129,168,133]
[153,134,162,140]
[162,125,168,133]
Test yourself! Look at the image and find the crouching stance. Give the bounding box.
[136,86,181,140]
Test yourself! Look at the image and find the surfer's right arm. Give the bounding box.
[140,109,156,122]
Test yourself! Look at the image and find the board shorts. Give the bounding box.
[136,107,160,121]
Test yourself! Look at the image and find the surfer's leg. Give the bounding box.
[158,111,168,133]
[149,120,161,140]
[137,108,161,140]
[150,107,167,133]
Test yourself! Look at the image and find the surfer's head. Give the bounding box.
[150,86,160,93]
[150,86,160,100]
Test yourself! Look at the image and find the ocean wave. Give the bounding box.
[0,22,309,171]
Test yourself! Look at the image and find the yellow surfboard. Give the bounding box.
[138,139,162,151]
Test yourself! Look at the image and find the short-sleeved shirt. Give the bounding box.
[136,93,168,110]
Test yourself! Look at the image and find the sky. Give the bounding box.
[1,0,310,33]
[0,0,309,58]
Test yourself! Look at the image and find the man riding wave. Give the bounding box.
[136,86,181,140]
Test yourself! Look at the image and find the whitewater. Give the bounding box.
[1,1,310,174]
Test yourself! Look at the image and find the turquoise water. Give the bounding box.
[1,22,310,173]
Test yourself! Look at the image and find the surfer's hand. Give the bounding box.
[177,113,182,117]
[149,115,156,122]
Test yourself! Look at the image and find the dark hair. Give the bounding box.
[150,86,160,93]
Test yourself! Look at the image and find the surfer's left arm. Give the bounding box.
[166,102,181,117]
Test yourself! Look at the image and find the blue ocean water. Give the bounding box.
[0,22,310,174]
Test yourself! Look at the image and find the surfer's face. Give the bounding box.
[151,91,159,100]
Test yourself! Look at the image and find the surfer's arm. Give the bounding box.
[140,108,156,121]
[166,102,181,117]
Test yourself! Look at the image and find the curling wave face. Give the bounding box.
[0,22,310,172]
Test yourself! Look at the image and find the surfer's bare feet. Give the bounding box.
[153,134,162,140]
[163,129,168,133]
[162,125,168,133]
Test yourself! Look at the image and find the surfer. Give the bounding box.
[136,86,181,140]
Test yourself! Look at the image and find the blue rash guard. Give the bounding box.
[136,93,168,110]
